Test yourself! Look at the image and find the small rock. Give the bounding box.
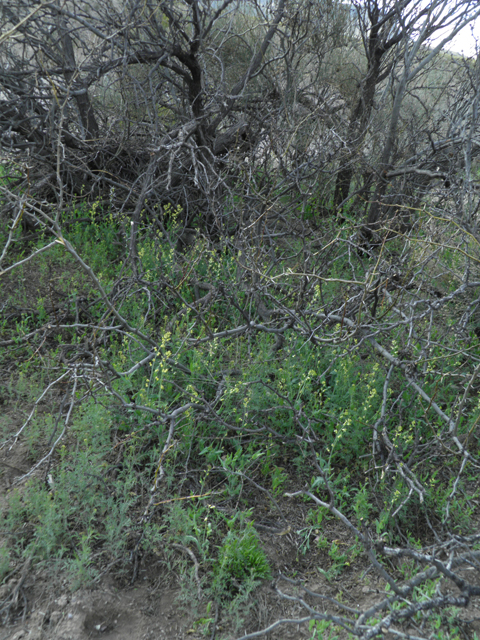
[28,610,46,640]
[55,612,85,639]
[56,594,68,608]
[50,610,62,625]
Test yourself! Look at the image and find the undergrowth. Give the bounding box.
[1,200,479,637]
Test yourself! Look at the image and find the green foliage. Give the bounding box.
[211,521,270,601]
[0,545,12,582]
[165,501,214,562]
[0,397,138,588]
[1,193,480,633]
[64,196,123,276]
[309,618,339,640]
[311,533,362,582]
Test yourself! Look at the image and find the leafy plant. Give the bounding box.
[211,522,270,601]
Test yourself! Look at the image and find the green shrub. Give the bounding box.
[211,523,270,601]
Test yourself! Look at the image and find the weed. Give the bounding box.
[211,520,270,601]
[1,196,480,639]
[309,618,339,640]
[0,545,11,583]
